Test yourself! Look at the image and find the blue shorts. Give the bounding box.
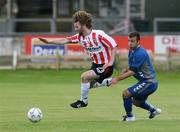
[128,79,158,101]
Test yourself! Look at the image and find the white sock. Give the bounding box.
[93,77,112,88]
[80,82,90,104]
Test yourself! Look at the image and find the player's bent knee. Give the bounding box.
[81,73,92,83]
[81,74,88,82]
[133,100,141,107]
[122,89,131,98]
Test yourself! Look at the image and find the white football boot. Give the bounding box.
[149,108,162,119]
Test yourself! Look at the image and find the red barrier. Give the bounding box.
[25,35,154,55]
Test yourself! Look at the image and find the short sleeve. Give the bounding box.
[98,30,117,49]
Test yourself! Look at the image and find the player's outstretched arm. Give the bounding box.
[109,70,135,86]
[38,38,70,45]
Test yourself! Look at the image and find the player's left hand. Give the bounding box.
[103,63,109,70]
[109,77,119,87]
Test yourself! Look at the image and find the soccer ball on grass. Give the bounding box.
[27,107,43,123]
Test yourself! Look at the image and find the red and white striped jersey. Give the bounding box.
[67,29,117,64]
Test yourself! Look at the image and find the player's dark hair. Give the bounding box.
[129,31,140,41]
[73,10,92,29]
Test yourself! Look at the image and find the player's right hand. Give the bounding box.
[109,77,119,87]
[39,38,49,43]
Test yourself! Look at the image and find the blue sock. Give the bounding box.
[123,97,133,117]
[139,101,155,112]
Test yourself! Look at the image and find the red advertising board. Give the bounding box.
[113,35,154,53]
[25,35,154,56]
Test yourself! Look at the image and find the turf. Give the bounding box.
[0,69,180,132]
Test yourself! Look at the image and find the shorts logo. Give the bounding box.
[133,82,146,92]
[96,67,104,74]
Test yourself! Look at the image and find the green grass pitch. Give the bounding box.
[0,69,180,132]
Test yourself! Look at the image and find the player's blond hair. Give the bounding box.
[73,10,92,29]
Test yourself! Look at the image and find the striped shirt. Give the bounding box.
[67,29,117,64]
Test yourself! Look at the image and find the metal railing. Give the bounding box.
[0,17,125,36]
[0,0,146,36]
[0,18,56,35]
[153,18,180,35]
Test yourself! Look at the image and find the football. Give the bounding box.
[27,107,43,123]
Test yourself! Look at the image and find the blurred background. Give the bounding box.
[0,0,180,70]
[1,1,180,131]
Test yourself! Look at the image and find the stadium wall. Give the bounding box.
[0,35,180,70]
[24,35,154,56]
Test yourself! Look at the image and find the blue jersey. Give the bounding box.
[128,45,156,82]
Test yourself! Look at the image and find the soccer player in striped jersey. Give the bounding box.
[39,10,118,108]
[110,32,161,121]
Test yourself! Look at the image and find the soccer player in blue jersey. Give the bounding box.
[110,32,161,121]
